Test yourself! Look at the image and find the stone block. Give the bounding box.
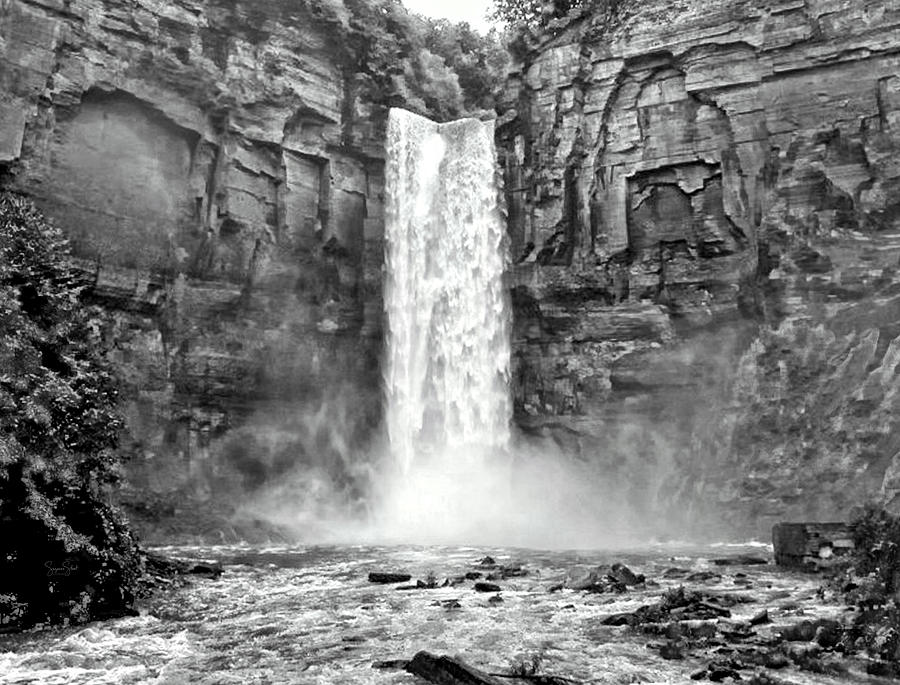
[772,522,854,569]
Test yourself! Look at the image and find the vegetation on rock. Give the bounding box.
[489,0,632,34]
[839,506,900,670]
[322,0,511,120]
[489,0,585,28]
[0,193,140,630]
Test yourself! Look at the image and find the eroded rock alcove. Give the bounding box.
[499,0,900,534]
[1,0,387,531]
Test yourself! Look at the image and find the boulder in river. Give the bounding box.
[486,565,528,580]
[474,582,502,593]
[568,563,644,593]
[777,618,842,646]
[609,563,645,586]
[749,609,770,626]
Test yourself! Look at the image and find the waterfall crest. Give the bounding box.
[384,108,511,474]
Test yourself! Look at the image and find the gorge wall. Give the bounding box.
[1,0,389,537]
[499,0,900,535]
[4,0,900,541]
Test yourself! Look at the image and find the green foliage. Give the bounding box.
[839,506,900,663]
[489,0,583,29]
[0,192,140,630]
[331,0,509,120]
[850,505,900,596]
[392,48,465,120]
[422,20,511,113]
[489,0,634,62]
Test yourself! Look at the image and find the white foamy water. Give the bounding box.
[383,108,511,471]
[0,545,864,685]
[377,109,513,541]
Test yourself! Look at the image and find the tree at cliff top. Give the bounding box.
[489,0,583,28]
[0,193,140,630]
[488,0,632,61]
[341,0,508,118]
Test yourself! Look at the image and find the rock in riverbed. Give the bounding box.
[568,562,644,593]
[474,582,502,593]
[602,587,734,626]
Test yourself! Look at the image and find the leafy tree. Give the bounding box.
[489,0,584,29]
[392,48,465,120]
[329,0,509,120]
[0,192,140,629]
[422,20,510,113]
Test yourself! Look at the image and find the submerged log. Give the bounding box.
[710,555,768,566]
[404,652,579,685]
[405,651,505,685]
[368,572,412,584]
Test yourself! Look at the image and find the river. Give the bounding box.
[0,543,875,684]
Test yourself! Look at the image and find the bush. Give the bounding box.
[839,506,900,664]
[0,192,140,630]
[850,505,900,596]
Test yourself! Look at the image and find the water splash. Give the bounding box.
[249,111,656,548]
[383,109,511,472]
[378,108,512,540]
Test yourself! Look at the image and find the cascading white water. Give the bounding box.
[380,108,511,534]
[384,108,511,469]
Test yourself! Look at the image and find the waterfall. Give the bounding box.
[384,108,511,478]
[375,110,619,548]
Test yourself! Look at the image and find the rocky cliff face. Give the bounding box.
[5,0,900,541]
[499,0,900,535]
[1,0,387,530]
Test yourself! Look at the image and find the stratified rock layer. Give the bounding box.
[499,0,900,535]
[5,0,900,538]
[1,0,386,519]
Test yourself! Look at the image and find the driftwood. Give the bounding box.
[404,651,581,685]
[368,572,412,584]
[405,651,506,685]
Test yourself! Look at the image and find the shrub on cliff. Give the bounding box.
[0,192,140,630]
[839,506,900,666]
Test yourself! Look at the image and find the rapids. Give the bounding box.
[0,544,867,685]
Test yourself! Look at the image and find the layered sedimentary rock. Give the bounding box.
[499,0,900,535]
[0,0,386,523]
[5,0,900,539]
